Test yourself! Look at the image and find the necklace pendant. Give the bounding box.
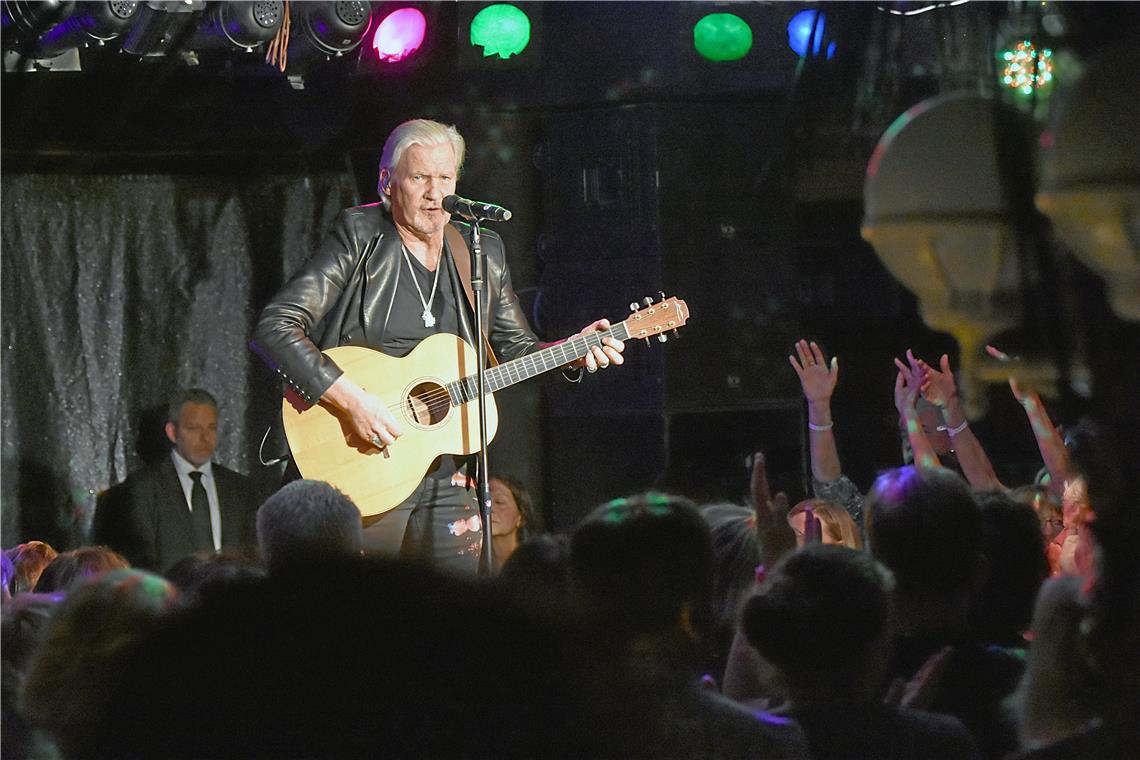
[422,309,436,328]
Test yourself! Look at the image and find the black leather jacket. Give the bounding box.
[251,203,552,404]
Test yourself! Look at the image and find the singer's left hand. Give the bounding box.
[570,319,625,374]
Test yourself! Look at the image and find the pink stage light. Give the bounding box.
[372,7,427,63]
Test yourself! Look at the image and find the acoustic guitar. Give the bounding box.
[281,294,689,517]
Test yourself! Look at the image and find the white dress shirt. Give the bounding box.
[170,450,221,552]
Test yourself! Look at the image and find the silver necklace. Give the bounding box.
[401,244,442,328]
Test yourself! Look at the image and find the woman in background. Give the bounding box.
[489,475,540,571]
[787,499,862,550]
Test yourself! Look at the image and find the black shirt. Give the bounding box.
[381,244,469,484]
[381,243,461,358]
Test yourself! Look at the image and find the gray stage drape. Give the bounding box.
[1,171,356,548]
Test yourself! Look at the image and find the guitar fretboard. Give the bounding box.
[446,323,632,405]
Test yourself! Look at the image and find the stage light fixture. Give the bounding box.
[469,3,530,59]
[2,0,140,61]
[282,1,370,87]
[693,12,753,62]
[2,0,73,55]
[292,0,371,59]
[371,5,425,63]
[188,0,283,53]
[787,9,835,59]
[120,0,205,57]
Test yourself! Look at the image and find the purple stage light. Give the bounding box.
[372,7,426,63]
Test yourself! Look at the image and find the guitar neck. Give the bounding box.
[445,323,631,402]
[444,295,688,404]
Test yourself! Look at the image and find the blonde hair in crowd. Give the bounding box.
[788,498,863,550]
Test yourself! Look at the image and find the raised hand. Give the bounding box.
[987,344,1069,495]
[985,344,1028,400]
[789,339,838,404]
[893,356,922,417]
[790,339,843,483]
[894,356,941,468]
[749,451,796,566]
[914,351,958,409]
[802,507,823,544]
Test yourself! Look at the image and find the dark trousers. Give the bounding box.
[361,477,482,575]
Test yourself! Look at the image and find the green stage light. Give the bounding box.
[693,12,752,62]
[469,4,531,59]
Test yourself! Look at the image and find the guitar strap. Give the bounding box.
[444,224,498,367]
[443,223,497,492]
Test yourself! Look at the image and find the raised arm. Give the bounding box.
[914,351,1003,490]
[749,452,795,569]
[790,340,867,528]
[895,356,941,469]
[721,452,797,703]
[789,340,840,483]
[986,345,1072,497]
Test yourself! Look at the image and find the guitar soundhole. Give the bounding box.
[406,382,451,428]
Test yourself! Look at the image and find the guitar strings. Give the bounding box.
[362,324,636,428]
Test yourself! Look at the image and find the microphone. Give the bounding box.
[442,194,512,222]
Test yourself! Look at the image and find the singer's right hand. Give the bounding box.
[350,394,403,449]
[323,376,404,448]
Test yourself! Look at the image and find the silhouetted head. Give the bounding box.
[570,493,714,650]
[34,547,130,594]
[256,480,363,571]
[742,544,895,695]
[865,466,983,601]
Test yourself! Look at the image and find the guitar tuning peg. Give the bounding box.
[672,328,681,338]
[629,302,639,312]
[642,296,653,307]
[643,337,652,347]
[657,334,668,343]
[658,291,666,302]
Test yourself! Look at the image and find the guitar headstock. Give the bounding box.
[624,293,689,344]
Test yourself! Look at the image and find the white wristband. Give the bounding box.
[946,420,969,437]
[808,421,834,432]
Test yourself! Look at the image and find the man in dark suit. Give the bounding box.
[97,388,260,572]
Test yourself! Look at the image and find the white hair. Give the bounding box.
[376,119,465,208]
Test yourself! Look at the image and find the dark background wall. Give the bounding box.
[3,1,1137,545]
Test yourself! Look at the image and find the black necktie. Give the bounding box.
[188,471,215,553]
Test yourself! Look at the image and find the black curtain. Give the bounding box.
[1,171,356,548]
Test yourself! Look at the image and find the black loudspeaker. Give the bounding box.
[541,413,667,532]
[536,106,660,263]
[658,404,807,506]
[537,106,667,419]
[539,101,802,414]
[654,101,802,411]
[538,103,807,525]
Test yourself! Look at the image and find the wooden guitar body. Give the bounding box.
[281,334,499,517]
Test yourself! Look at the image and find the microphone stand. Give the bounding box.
[469,219,495,577]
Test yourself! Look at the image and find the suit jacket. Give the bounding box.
[96,456,260,572]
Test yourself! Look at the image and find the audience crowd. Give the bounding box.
[2,339,1135,759]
